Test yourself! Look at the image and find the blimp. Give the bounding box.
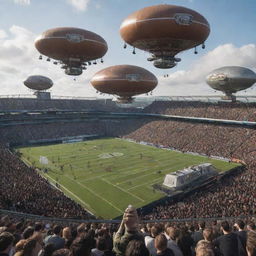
[120,4,210,69]
[24,75,53,99]
[90,65,158,103]
[206,66,256,101]
[35,27,108,76]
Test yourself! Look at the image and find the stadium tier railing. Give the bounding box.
[0,209,255,225]
[0,94,256,102]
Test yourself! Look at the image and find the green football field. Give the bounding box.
[17,138,239,219]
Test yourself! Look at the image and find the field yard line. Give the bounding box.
[127,177,163,191]
[116,165,174,185]
[39,173,94,215]
[78,161,171,183]
[107,163,172,181]
[61,150,173,167]
[64,176,123,214]
[116,171,155,185]
[75,160,171,181]
[101,178,145,202]
[79,173,110,182]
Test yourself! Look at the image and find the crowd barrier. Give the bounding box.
[1,111,256,128]
[1,209,255,225]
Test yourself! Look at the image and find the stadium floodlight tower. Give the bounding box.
[206,66,256,102]
[24,75,53,99]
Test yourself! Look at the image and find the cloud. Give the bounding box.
[0,25,255,98]
[154,44,256,96]
[11,0,91,11]
[13,0,30,5]
[66,0,90,11]
[0,30,7,39]
[0,25,104,97]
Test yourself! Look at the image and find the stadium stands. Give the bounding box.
[0,98,256,256]
[0,99,255,219]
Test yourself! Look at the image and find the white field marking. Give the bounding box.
[79,173,111,182]
[101,178,145,202]
[56,144,172,165]
[98,152,124,159]
[43,173,94,215]
[64,175,124,214]
[127,177,163,191]
[68,155,157,170]
[109,163,174,184]
[106,156,174,176]
[42,143,184,180]
[69,156,172,180]
[115,165,172,185]
[79,161,171,183]
[63,163,116,182]
[57,144,162,160]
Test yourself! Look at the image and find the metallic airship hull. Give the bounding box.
[206,66,256,94]
[24,75,53,91]
[91,65,158,103]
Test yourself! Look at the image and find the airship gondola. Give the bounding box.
[35,27,108,76]
[120,4,210,69]
[206,66,256,101]
[91,65,158,103]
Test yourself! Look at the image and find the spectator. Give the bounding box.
[38,243,55,256]
[70,234,93,256]
[125,240,149,256]
[0,232,14,256]
[177,227,193,256]
[247,222,256,232]
[192,222,205,245]
[113,206,143,256]
[195,240,214,255]
[22,227,34,240]
[234,220,247,255]
[91,237,107,256]
[213,221,239,256]
[154,234,174,256]
[44,225,65,250]
[166,227,183,256]
[246,231,256,256]
[203,228,214,242]
[52,248,70,256]
[144,224,162,256]
[14,238,41,256]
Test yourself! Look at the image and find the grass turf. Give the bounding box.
[17,138,239,219]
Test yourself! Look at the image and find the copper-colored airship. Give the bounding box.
[120,4,210,69]
[24,75,53,91]
[90,65,158,103]
[35,27,108,76]
[206,66,256,101]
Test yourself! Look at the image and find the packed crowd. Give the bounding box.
[0,98,120,112]
[143,101,256,121]
[0,147,91,219]
[0,98,255,121]
[0,100,256,223]
[0,122,106,145]
[1,206,256,256]
[123,121,256,219]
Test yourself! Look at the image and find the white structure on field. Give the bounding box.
[163,163,218,188]
[39,156,49,165]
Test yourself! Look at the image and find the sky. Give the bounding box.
[0,0,255,98]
